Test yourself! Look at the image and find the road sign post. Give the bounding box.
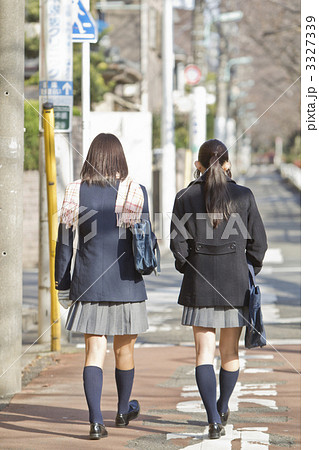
[39,0,74,344]
[72,0,98,159]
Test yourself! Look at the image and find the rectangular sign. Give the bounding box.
[39,0,73,132]
[39,81,73,97]
[54,105,71,131]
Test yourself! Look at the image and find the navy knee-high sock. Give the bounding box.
[115,368,135,415]
[83,366,104,424]
[217,367,239,414]
[195,364,221,424]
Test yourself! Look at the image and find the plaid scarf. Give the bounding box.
[60,177,144,230]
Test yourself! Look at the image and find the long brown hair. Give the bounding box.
[196,139,232,228]
[80,133,128,186]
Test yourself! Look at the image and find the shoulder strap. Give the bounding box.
[247,262,256,287]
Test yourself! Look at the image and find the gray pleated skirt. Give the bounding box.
[181,305,249,328]
[66,301,148,336]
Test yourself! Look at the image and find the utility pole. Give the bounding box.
[214,21,228,143]
[189,0,207,165]
[214,11,244,145]
[192,0,207,79]
[161,0,176,246]
[0,0,24,396]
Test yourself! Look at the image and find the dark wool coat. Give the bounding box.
[55,181,149,303]
[170,175,268,308]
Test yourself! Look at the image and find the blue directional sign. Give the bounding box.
[39,81,73,132]
[72,0,98,42]
[39,81,73,97]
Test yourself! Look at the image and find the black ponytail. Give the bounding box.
[197,139,232,228]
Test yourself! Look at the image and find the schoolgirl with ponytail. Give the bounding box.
[195,139,232,228]
[170,139,267,440]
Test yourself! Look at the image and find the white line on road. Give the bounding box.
[261,266,300,274]
[263,248,284,264]
[168,351,277,448]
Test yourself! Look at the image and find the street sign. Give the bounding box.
[72,0,98,42]
[39,81,73,97]
[39,0,73,133]
[53,106,71,130]
[184,64,202,86]
[39,81,73,132]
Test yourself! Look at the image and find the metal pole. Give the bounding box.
[38,134,51,343]
[82,41,91,158]
[0,0,24,396]
[42,103,61,352]
[214,23,228,143]
[82,0,91,159]
[161,0,176,246]
[190,85,207,165]
[274,136,283,168]
[140,0,149,111]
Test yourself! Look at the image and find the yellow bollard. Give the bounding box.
[42,102,61,352]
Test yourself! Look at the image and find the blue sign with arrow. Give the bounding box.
[39,81,73,97]
[72,0,98,42]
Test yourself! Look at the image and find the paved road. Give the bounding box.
[0,345,300,449]
[17,164,301,448]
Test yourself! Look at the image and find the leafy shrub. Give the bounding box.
[24,100,40,170]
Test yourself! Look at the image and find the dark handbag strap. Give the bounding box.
[247,261,256,287]
[154,241,161,273]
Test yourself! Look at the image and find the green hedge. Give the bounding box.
[24,99,40,170]
[24,101,82,170]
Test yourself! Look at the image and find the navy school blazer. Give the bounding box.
[55,181,149,303]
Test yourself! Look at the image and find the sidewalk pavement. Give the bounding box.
[0,343,300,449]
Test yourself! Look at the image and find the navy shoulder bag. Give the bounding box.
[131,220,161,276]
[245,262,267,349]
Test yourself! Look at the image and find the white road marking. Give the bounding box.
[244,368,274,374]
[168,351,276,448]
[167,425,270,449]
[177,400,204,414]
[239,427,270,449]
[261,266,300,274]
[263,248,284,264]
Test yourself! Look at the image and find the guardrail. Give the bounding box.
[280,163,301,190]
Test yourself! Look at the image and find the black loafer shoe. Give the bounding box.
[208,422,225,439]
[219,408,230,426]
[89,423,108,440]
[115,399,140,427]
